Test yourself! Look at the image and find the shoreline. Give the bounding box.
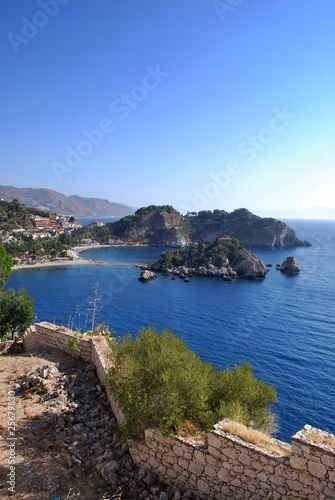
[11,243,109,272]
[11,242,149,272]
[11,258,102,271]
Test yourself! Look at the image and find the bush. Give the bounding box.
[107,327,277,440]
[0,288,35,340]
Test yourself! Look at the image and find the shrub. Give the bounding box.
[0,288,35,340]
[69,331,80,352]
[107,327,277,440]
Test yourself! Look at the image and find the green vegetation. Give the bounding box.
[0,288,35,341]
[159,238,246,269]
[109,205,177,240]
[5,235,69,261]
[69,330,81,352]
[70,225,110,244]
[0,199,50,231]
[0,244,35,341]
[0,245,13,286]
[107,327,277,440]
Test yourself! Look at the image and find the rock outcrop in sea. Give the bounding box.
[138,269,158,282]
[146,239,269,281]
[280,256,300,274]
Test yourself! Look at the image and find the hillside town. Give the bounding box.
[1,213,83,245]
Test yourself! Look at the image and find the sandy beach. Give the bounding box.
[11,243,109,272]
[11,242,148,272]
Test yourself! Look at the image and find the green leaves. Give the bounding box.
[0,245,13,286]
[108,327,277,440]
[0,288,35,340]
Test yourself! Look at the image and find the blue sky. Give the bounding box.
[1,0,334,218]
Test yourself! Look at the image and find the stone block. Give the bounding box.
[218,467,230,482]
[269,474,285,487]
[243,467,256,479]
[321,454,335,469]
[308,460,327,479]
[238,450,251,466]
[172,445,184,457]
[291,455,307,470]
[221,447,238,460]
[299,472,314,486]
[206,454,218,467]
[231,477,241,488]
[208,433,223,450]
[197,479,210,496]
[286,479,303,491]
[189,461,203,477]
[194,449,206,464]
[208,446,221,458]
[205,465,216,477]
[178,458,188,470]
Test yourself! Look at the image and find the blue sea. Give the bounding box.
[6,219,335,444]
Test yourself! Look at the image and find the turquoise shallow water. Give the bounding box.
[6,219,335,443]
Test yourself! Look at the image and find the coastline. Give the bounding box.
[11,242,148,272]
[11,243,109,272]
[11,257,101,271]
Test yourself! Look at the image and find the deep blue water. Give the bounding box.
[6,220,335,443]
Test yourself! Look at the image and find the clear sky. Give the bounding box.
[1,0,334,218]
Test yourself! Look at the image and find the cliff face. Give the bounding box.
[109,207,311,248]
[110,206,187,246]
[188,209,311,247]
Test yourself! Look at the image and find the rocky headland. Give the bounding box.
[108,206,311,248]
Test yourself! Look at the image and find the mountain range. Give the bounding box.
[0,186,134,217]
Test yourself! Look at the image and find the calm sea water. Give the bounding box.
[6,219,335,443]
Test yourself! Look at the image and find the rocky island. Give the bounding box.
[141,238,269,281]
[108,206,311,248]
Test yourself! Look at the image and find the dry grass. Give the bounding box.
[306,431,335,449]
[220,420,290,458]
[179,419,208,446]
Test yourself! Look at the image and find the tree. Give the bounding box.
[0,288,35,340]
[0,245,13,288]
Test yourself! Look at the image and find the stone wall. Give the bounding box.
[23,323,335,499]
[24,321,92,361]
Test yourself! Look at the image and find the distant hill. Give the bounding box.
[0,186,134,217]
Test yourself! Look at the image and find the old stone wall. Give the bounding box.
[23,323,335,499]
[23,321,92,361]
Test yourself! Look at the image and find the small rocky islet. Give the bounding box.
[139,239,269,282]
[139,242,302,283]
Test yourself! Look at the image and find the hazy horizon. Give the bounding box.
[1,1,334,219]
